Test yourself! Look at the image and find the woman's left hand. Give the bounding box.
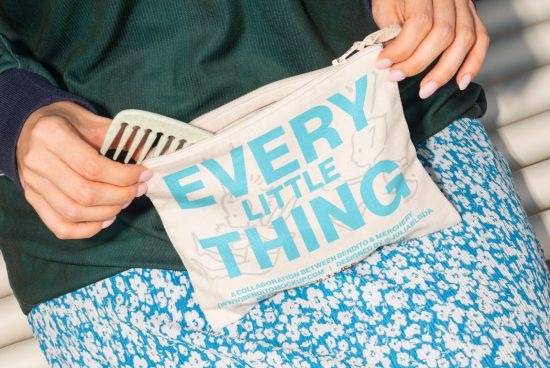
[371,0,490,99]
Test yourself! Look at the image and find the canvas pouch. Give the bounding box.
[143,25,461,330]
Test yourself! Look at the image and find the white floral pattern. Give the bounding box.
[28,119,550,367]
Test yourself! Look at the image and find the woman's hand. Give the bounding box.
[371,0,490,98]
[16,101,152,240]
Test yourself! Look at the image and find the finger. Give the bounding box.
[371,0,402,28]
[389,0,457,89]
[47,122,152,186]
[29,149,146,206]
[456,1,490,89]
[376,0,434,69]
[420,0,477,91]
[23,170,125,223]
[24,187,112,240]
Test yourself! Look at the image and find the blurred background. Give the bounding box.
[1,0,550,366]
[474,0,550,267]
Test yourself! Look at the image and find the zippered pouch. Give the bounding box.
[143,25,461,330]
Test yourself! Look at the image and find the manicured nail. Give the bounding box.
[375,58,393,69]
[458,73,472,91]
[136,183,148,197]
[122,201,132,209]
[101,217,116,229]
[138,169,153,183]
[419,81,439,99]
[387,70,406,82]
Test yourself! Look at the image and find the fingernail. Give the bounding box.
[419,81,439,99]
[101,217,116,229]
[387,70,406,82]
[458,73,472,91]
[375,58,393,69]
[136,183,148,197]
[122,201,132,209]
[138,169,153,183]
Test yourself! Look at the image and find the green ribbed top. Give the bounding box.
[0,0,485,314]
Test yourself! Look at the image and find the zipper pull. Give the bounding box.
[332,23,402,65]
[332,41,365,66]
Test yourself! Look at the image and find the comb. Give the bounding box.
[100,109,214,164]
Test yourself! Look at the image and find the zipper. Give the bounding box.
[144,25,402,168]
[333,23,402,66]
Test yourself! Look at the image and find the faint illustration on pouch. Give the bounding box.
[143,30,460,330]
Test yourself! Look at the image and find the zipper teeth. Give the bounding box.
[190,68,331,129]
[144,44,382,168]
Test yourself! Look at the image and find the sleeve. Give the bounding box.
[364,0,371,12]
[0,33,97,190]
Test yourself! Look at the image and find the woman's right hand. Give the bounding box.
[16,101,152,240]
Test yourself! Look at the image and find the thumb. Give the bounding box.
[69,107,146,161]
[28,101,112,151]
[72,109,111,150]
[79,115,111,150]
[55,102,112,150]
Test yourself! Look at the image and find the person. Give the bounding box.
[0,0,548,366]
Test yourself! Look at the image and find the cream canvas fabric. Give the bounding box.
[143,27,461,330]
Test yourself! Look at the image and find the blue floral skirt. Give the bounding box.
[27,118,550,367]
